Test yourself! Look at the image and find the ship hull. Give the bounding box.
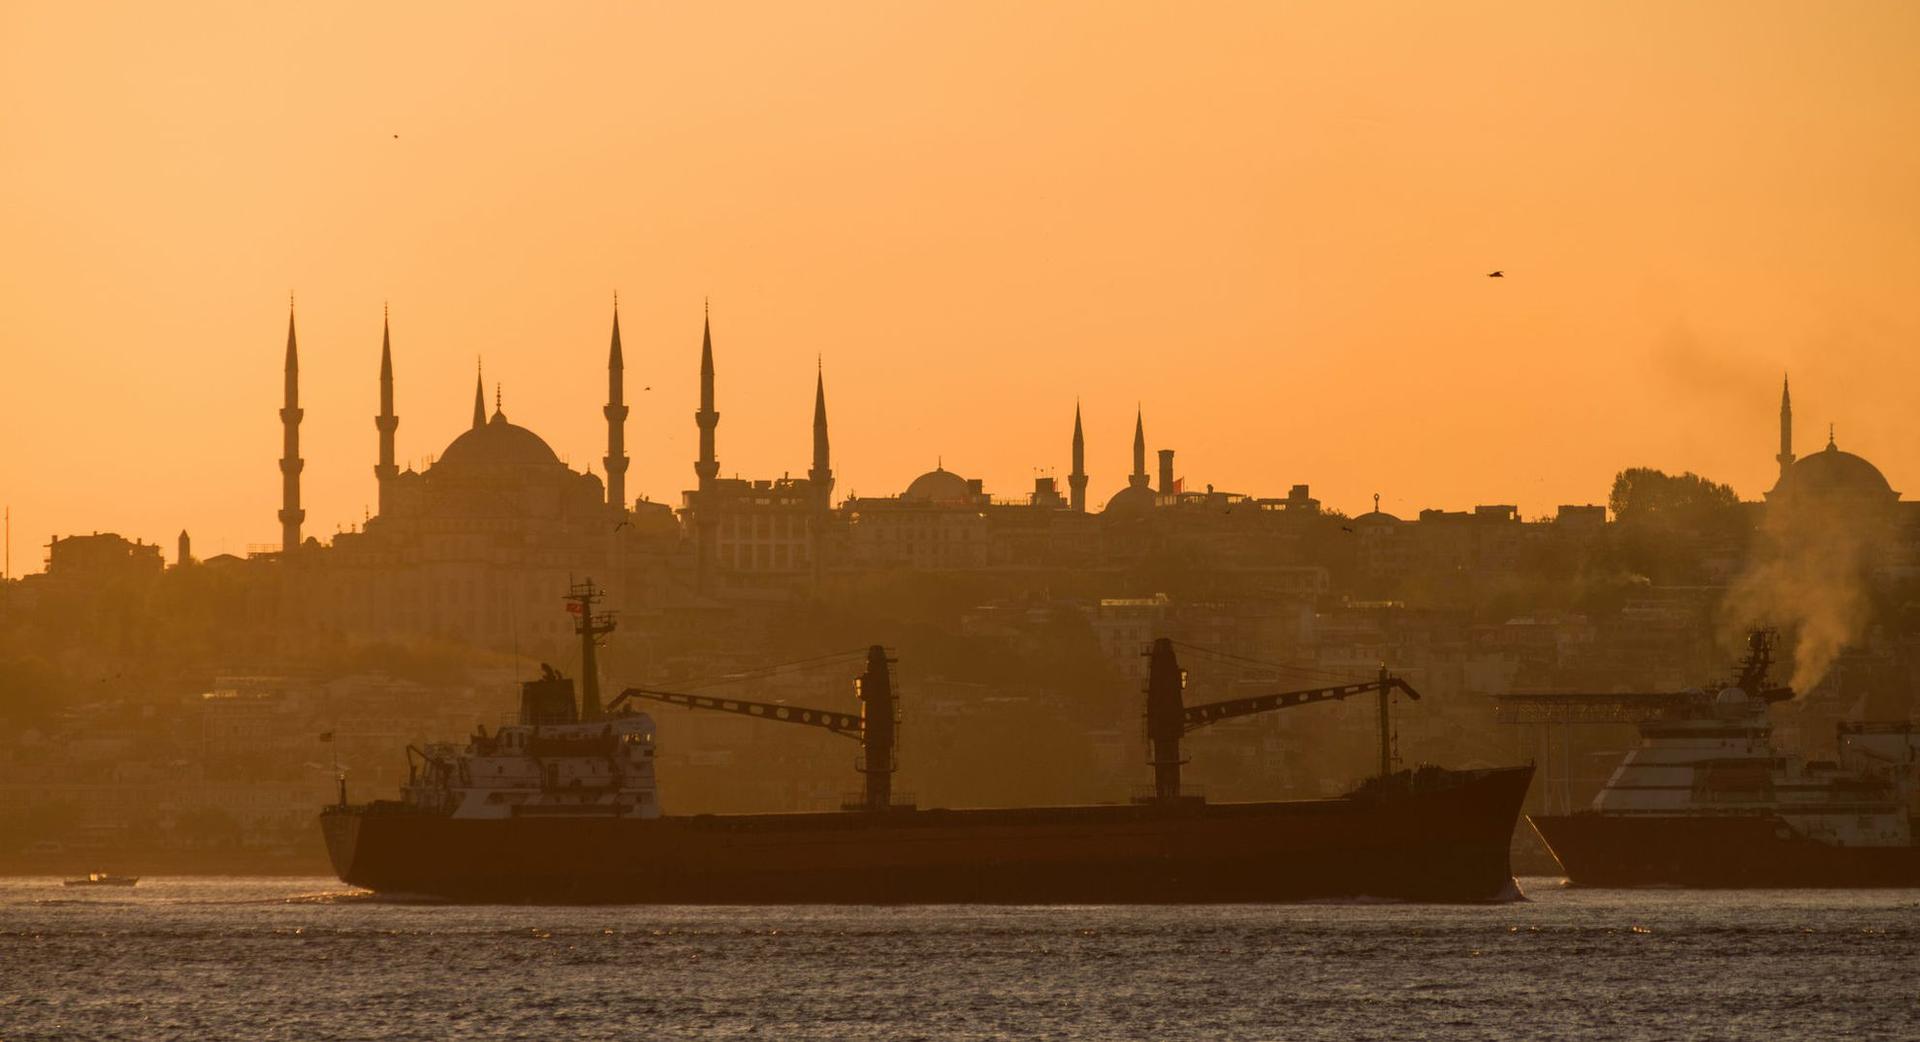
[321,765,1532,904]
[1531,813,1920,887]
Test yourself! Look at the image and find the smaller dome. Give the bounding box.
[903,466,973,504]
[1103,483,1155,515]
[1354,510,1402,527]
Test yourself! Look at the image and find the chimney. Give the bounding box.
[1157,449,1175,494]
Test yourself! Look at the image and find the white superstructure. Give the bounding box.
[1594,673,1919,847]
[400,671,661,821]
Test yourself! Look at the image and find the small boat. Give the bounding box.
[63,873,139,887]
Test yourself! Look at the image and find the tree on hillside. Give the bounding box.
[1605,467,1747,583]
[1608,468,1739,526]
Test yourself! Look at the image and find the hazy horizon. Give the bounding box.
[4,2,1918,565]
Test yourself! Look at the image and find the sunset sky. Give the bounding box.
[2,2,1917,566]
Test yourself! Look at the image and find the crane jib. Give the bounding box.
[611,688,865,737]
[1180,679,1420,734]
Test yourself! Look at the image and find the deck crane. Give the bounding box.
[1143,638,1421,802]
[606,645,901,812]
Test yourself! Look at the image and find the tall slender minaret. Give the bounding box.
[808,360,833,588]
[693,304,720,590]
[603,299,629,514]
[471,362,487,429]
[374,307,398,514]
[278,304,305,553]
[1129,407,1149,489]
[810,362,831,487]
[1068,402,1088,512]
[1776,374,1794,485]
[695,305,719,486]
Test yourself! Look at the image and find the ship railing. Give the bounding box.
[1492,692,1694,725]
[1130,785,1207,804]
[838,792,918,812]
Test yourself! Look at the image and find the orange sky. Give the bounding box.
[2,2,1917,567]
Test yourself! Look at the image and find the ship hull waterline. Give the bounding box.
[322,765,1532,904]
[1530,812,1920,888]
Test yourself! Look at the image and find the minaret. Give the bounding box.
[693,304,720,590]
[1776,374,1794,484]
[176,529,192,569]
[471,362,487,429]
[811,362,831,489]
[1068,402,1088,512]
[1129,407,1149,489]
[278,304,305,553]
[808,361,833,588]
[695,306,719,486]
[374,307,398,514]
[603,299,629,514]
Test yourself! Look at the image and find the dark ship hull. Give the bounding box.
[322,765,1532,904]
[1531,813,1920,888]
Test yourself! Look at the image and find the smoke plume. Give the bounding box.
[1722,493,1890,692]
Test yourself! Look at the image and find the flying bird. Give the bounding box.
[1487,270,1504,278]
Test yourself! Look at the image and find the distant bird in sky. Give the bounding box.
[1487,270,1504,278]
[613,519,631,532]
[1340,525,1355,533]
[392,134,399,139]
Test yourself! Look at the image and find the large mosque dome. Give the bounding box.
[384,405,604,525]
[1770,437,1897,503]
[436,411,565,470]
[903,466,974,504]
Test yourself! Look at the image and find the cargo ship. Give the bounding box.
[321,583,1532,903]
[1529,631,1920,887]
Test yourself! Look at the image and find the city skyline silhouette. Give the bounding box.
[3,3,1917,560]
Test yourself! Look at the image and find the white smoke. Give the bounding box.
[1722,493,1890,692]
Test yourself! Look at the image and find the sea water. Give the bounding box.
[3,877,1916,1040]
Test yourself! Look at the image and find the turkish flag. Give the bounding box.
[565,601,584,615]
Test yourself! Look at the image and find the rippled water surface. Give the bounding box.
[3,877,1918,1040]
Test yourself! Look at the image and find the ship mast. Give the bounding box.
[567,579,617,720]
[1143,638,1422,802]
[1145,640,1187,801]
[854,645,898,811]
